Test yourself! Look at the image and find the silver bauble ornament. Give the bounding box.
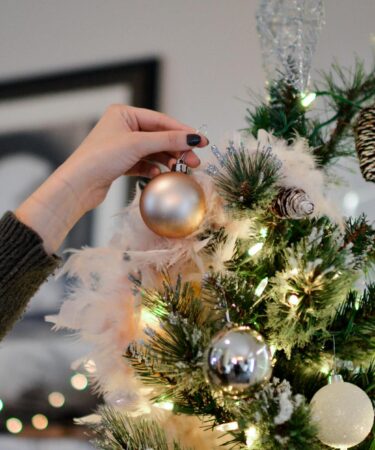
[310,374,374,449]
[140,162,206,239]
[204,326,272,397]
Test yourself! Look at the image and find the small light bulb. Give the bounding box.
[255,277,268,297]
[0,399,3,411]
[215,421,239,432]
[154,401,174,411]
[141,308,159,327]
[70,373,88,391]
[248,242,264,256]
[290,268,299,276]
[288,294,300,306]
[32,414,48,430]
[300,92,316,107]
[6,418,23,434]
[245,425,258,447]
[260,227,268,238]
[48,392,65,408]
[320,363,331,375]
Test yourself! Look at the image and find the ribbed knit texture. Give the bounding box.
[0,212,60,340]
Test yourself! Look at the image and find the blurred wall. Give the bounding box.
[0,0,373,144]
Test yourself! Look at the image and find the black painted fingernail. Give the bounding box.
[187,134,201,146]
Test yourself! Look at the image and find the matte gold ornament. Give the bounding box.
[140,162,206,239]
[204,326,272,397]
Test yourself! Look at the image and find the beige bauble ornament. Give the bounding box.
[140,163,206,239]
[310,375,374,449]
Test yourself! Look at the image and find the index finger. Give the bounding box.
[128,106,195,132]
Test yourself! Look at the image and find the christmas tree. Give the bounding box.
[50,1,375,449]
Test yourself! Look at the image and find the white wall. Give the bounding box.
[1,0,373,142]
[0,0,374,219]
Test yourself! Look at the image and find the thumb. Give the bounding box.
[129,131,208,158]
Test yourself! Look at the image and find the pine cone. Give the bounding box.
[273,187,314,219]
[355,106,375,182]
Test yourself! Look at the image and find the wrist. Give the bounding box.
[15,173,86,254]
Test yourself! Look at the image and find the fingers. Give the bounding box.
[146,152,177,170]
[126,160,161,178]
[130,131,209,160]
[127,106,194,132]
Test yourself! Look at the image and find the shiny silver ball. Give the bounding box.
[140,172,206,239]
[204,326,272,397]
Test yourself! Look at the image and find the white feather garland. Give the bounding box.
[49,129,339,446]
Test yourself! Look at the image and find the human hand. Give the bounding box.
[16,105,209,254]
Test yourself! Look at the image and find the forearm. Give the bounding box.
[0,212,60,340]
[15,164,88,255]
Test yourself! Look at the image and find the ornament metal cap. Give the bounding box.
[329,373,343,384]
[172,161,189,174]
[172,154,189,174]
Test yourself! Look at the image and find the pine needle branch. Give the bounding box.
[92,406,191,450]
[213,146,281,212]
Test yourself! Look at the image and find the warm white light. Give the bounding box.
[215,421,239,432]
[48,391,65,408]
[70,373,88,390]
[32,414,48,430]
[255,277,268,297]
[290,268,299,276]
[301,92,317,107]
[288,294,300,306]
[141,308,159,327]
[84,359,97,374]
[0,399,3,411]
[320,363,331,375]
[260,227,268,238]
[154,401,174,411]
[248,242,264,256]
[343,191,359,213]
[270,344,277,357]
[245,425,258,447]
[6,418,22,434]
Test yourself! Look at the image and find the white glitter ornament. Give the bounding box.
[310,375,374,449]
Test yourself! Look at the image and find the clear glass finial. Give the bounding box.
[256,0,325,92]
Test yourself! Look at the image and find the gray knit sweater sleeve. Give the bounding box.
[0,212,60,340]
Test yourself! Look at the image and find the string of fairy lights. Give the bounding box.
[0,360,96,436]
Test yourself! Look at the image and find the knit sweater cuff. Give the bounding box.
[0,211,60,287]
[0,211,61,339]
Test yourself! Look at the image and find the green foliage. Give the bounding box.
[213,147,280,212]
[246,59,375,167]
[92,406,190,450]
[327,285,375,363]
[126,275,214,398]
[201,272,265,330]
[344,215,375,270]
[267,223,357,355]
[247,80,324,151]
[229,379,322,450]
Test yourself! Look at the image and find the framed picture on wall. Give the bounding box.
[0,60,159,439]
